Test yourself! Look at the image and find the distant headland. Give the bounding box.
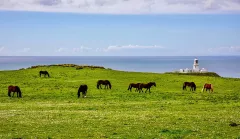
[19,63,221,77]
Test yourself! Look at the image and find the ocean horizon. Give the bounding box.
[0,56,240,78]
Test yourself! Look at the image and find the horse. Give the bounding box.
[139,82,156,93]
[8,85,22,98]
[183,82,196,91]
[202,83,213,93]
[78,84,88,98]
[128,83,141,92]
[97,80,111,89]
[39,70,50,77]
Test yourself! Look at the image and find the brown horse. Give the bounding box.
[128,83,141,92]
[39,70,50,77]
[8,85,22,98]
[139,82,156,93]
[78,84,88,98]
[97,80,112,89]
[202,83,213,93]
[183,82,196,91]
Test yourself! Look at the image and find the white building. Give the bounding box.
[177,58,208,73]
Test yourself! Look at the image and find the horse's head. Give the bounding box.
[192,82,196,91]
[150,82,156,87]
[193,86,196,91]
[210,84,213,92]
[107,80,112,89]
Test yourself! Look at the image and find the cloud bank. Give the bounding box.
[103,45,164,52]
[208,46,240,54]
[0,0,240,14]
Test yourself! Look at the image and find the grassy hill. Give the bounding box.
[0,65,240,138]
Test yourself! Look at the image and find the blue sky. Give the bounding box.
[0,0,240,56]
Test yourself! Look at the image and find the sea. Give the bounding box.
[0,56,239,78]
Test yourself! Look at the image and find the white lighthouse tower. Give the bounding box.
[193,58,199,72]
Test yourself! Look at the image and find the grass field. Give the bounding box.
[0,65,240,138]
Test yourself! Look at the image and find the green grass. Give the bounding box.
[0,66,240,138]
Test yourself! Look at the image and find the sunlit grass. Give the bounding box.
[0,66,240,138]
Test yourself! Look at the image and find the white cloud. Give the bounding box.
[0,0,240,14]
[56,46,93,53]
[73,46,92,52]
[208,46,240,53]
[103,45,164,52]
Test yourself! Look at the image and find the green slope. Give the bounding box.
[0,65,239,138]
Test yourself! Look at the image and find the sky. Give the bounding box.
[0,0,240,56]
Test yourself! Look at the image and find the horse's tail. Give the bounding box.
[97,82,99,89]
[8,88,11,97]
[16,86,22,98]
[182,82,186,90]
[39,71,41,77]
[201,84,205,92]
[108,81,112,89]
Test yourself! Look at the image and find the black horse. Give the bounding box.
[128,83,141,92]
[183,82,196,91]
[8,85,22,98]
[97,80,112,89]
[139,82,156,93]
[39,71,50,77]
[78,84,88,98]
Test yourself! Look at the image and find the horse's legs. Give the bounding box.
[78,91,80,98]
[145,88,147,93]
[135,87,138,92]
[138,88,142,93]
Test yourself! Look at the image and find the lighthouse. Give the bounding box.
[193,58,199,72]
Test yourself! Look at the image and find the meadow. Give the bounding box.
[0,65,239,139]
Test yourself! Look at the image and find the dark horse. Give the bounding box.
[78,84,88,98]
[128,83,141,92]
[39,71,50,77]
[139,82,156,93]
[8,85,22,98]
[202,83,213,93]
[97,80,112,89]
[183,82,196,91]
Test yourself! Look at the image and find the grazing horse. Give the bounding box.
[97,80,112,89]
[8,85,22,98]
[139,82,156,93]
[39,71,50,77]
[128,83,141,92]
[202,83,213,93]
[78,84,88,98]
[183,82,196,91]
